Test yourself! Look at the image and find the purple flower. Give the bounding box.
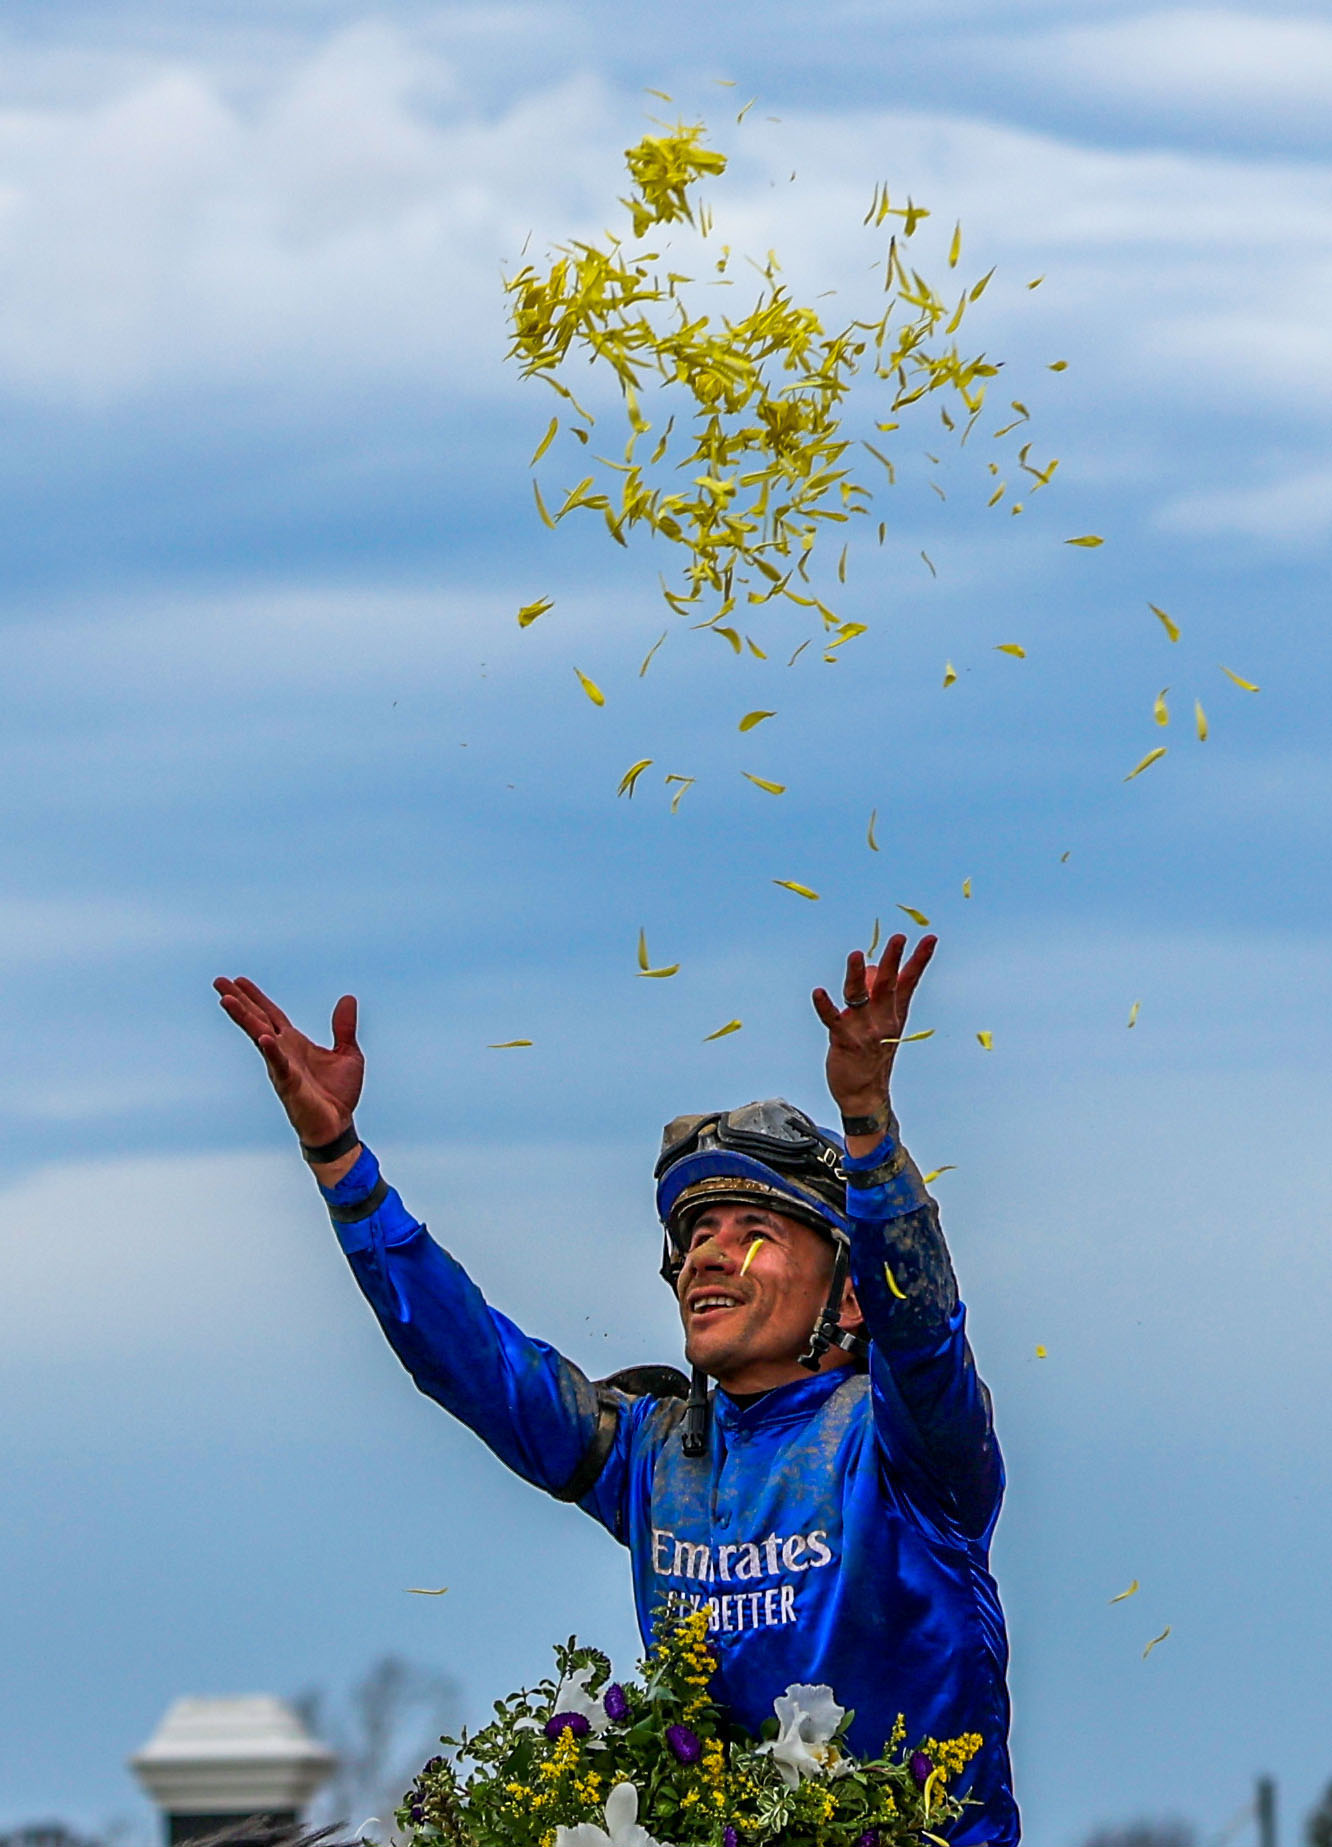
[426,1756,444,1773]
[545,1711,592,1740]
[909,1751,933,1785]
[603,1683,629,1723]
[723,1829,740,1847]
[857,1833,880,1847]
[410,1806,424,1824]
[666,1723,702,1763]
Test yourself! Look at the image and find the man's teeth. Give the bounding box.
[694,1296,740,1313]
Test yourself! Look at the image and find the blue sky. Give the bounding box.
[1,4,1330,1844]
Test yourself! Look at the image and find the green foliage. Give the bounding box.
[396,1607,980,1847]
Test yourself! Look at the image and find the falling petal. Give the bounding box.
[1195,700,1208,741]
[1148,602,1180,642]
[867,916,882,960]
[1035,1344,1048,1358]
[665,774,696,813]
[636,928,650,971]
[867,809,879,851]
[738,709,776,731]
[1219,664,1260,692]
[837,543,848,584]
[743,772,786,794]
[574,668,606,706]
[639,965,681,979]
[703,1019,743,1041]
[995,643,1026,658]
[517,596,554,628]
[883,1262,907,1300]
[617,758,654,797]
[773,879,820,900]
[530,417,559,465]
[1060,850,1071,862]
[1153,688,1170,727]
[488,1040,533,1049]
[922,1165,956,1184]
[740,1238,763,1276]
[1124,746,1167,782]
[1127,1000,1141,1028]
[1065,535,1104,547]
[1047,359,1068,370]
[948,221,962,268]
[407,1586,449,1596]
[1027,275,1045,289]
[1142,1625,1172,1659]
[976,1030,993,1049]
[921,550,937,577]
[532,481,556,529]
[962,877,972,898]
[644,88,673,100]
[880,1029,935,1044]
[897,905,930,927]
[942,660,957,688]
[787,640,811,666]
[1110,1579,1140,1604]
[639,631,668,676]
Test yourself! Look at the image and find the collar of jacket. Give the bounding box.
[713,1365,853,1434]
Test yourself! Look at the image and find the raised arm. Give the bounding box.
[812,937,1003,1540]
[212,976,622,1509]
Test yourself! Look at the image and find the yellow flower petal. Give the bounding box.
[1123,746,1167,782]
[487,1040,533,1049]
[883,1262,906,1300]
[1219,664,1260,692]
[897,904,930,927]
[922,1165,956,1184]
[665,774,695,813]
[740,1238,763,1276]
[976,1030,993,1049]
[702,1019,743,1041]
[1127,1000,1140,1028]
[1109,1579,1140,1604]
[530,417,559,465]
[867,808,879,851]
[742,772,786,794]
[738,710,776,731]
[880,1029,935,1044]
[1153,688,1170,727]
[942,660,957,688]
[637,928,650,971]
[517,596,554,628]
[962,877,972,899]
[574,668,606,706]
[1195,699,1208,741]
[617,759,654,797]
[1035,1343,1048,1358]
[406,1586,449,1595]
[773,879,820,900]
[1142,1625,1172,1659]
[1148,602,1180,643]
[639,964,681,979]
[639,631,667,676]
[867,916,882,960]
[995,643,1026,658]
[1065,534,1104,547]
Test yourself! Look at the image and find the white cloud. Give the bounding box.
[1158,464,1332,541]
[0,19,1328,441]
[1019,9,1332,124]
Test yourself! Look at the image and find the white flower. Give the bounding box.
[756,1683,852,1788]
[550,1664,611,1735]
[554,1781,669,1847]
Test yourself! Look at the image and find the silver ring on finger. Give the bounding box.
[847,994,871,1009]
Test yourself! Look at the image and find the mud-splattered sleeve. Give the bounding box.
[842,1121,1004,1540]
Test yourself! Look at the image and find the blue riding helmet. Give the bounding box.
[654,1100,867,1455]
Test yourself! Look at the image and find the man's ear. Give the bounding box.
[839,1276,866,1334]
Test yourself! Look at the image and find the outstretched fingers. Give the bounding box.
[811,986,842,1029]
[330,993,359,1051]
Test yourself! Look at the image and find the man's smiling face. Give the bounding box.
[675,1201,862,1394]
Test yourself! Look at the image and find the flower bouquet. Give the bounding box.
[397,1607,980,1847]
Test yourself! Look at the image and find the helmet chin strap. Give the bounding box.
[798,1239,869,1371]
[680,1242,868,1455]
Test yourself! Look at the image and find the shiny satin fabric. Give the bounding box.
[323,1135,1018,1846]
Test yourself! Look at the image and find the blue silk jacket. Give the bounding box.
[321,1127,1017,1847]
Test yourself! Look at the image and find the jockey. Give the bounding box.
[214,934,1017,1847]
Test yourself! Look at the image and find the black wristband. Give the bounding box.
[840,1110,890,1138]
[301,1123,360,1166]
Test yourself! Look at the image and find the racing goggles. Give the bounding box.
[654,1099,848,1265]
